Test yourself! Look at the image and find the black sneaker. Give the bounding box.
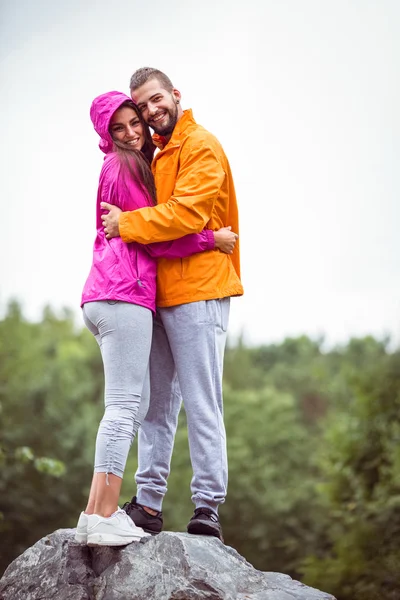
[187,507,224,542]
[122,496,163,535]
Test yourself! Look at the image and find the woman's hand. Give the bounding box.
[213,226,239,254]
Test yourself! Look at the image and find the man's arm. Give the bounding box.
[100,211,238,256]
[102,142,225,244]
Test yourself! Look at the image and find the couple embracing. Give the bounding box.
[74,67,243,547]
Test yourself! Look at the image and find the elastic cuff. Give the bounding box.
[137,488,164,512]
[119,213,135,243]
[205,229,215,250]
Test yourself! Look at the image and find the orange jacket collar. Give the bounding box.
[152,109,194,150]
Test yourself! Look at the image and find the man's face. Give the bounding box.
[131,78,181,138]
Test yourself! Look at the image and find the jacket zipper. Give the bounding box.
[135,249,145,288]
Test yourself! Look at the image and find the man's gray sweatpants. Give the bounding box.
[136,298,230,514]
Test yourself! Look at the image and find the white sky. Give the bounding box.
[1,0,399,347]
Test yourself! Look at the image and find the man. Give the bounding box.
[101,67,243,542]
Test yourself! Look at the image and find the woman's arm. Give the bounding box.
[144,227,238,259]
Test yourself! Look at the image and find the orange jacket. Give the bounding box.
[119,109,244,307]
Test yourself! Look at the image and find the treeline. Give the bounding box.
[1,300,399,600]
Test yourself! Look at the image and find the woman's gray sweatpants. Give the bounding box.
[136,298,230,514]
[83,301,153,479]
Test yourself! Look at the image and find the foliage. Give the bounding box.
[300,344,400,600]
[1,301,399,600]
[0,300,103,575]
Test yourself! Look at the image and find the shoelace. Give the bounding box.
[122,500,163,521]
[193,508,218,522]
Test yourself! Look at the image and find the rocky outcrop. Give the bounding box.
[0,529,336,600]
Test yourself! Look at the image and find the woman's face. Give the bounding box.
[109,106,145,150]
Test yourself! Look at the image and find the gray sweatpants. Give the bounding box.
[136,298,230,513]
[83,301,153,479]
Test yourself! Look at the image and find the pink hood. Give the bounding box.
[90,91,132,154]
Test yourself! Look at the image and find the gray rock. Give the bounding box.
[0,529,336,600]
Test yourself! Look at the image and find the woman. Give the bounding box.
[74,91,237,547]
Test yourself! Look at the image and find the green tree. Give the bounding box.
[301,340,400,600]
[2,301,399,600]
[0,301,103,575]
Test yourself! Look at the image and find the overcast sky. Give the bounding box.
[1,0,399,347]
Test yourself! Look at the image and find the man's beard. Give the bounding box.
[151,103,178,136]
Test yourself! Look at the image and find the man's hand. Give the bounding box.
[100,202,122,239]
[213,226,239,254]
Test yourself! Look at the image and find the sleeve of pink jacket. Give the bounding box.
[144,229,215,259]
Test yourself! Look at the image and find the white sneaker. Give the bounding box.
[87,509,150,546]
[75,511,88,544]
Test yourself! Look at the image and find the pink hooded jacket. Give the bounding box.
[81,91,215,313]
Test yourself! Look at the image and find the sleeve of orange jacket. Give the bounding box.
[119,139,225,244]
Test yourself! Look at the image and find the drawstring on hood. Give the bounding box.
[90,91,133,154]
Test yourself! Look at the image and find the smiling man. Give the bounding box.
[101,67,243,542]
[135,70,181,137]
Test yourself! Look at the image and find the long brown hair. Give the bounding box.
[110,100,157,205]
